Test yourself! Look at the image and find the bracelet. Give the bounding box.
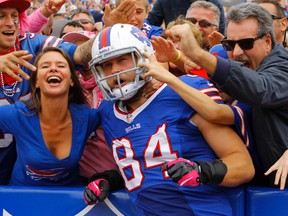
[170,50,181,62]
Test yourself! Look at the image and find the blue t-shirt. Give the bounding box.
[0,102,100,186]
[0,33,78,183]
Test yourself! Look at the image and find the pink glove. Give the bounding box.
[162,158,201,187]
[83,178,110,205]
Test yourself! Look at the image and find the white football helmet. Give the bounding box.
[89,24,154,101]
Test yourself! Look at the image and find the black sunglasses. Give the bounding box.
[220,34,266,51]
[186,17,217,28]
[271,14,283,20]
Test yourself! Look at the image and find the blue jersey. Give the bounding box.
[98,75,232,215]
[142,19,163,39]
[229,100,266,185]
[0,34,77,184]
[229,100,253,148]
[0,102,100,186]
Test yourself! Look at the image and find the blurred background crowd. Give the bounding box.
[27,0,288,17]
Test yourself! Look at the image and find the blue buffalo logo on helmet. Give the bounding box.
[130,27,152,48]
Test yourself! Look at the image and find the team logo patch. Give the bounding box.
[26,165,66,181]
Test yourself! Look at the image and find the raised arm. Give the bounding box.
[41,0,66,17]
[151,35,187,73]
[73,37,96,67]
[20,0,66,35]
[140,52,235,125]
[166,24,218,76]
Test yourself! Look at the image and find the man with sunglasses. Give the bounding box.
[147,0,225,35]
[167,3,288,190]
[252,0,288,47]
[186,1,220,50]
[71,8,96,33]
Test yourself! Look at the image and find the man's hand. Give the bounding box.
[166,24,218,76]
[83,178,110,205]
[208,31,225,47]
[0,51,36,82]
[166,24,202,63]
[43,0,66,17]
[265,150,288,190]
[142,78,162,98]
[102,0,136,26]
[161,158,201,187]
[184,58,201,74]
[140,52,176,84]
[150,35,179,63]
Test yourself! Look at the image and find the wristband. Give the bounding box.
[196,160,227,184]
[88,170,124,191]
[170,50,181,62]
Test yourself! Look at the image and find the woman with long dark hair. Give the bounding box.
[0,47,100,186]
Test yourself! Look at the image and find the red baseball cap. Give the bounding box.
[62,31,95,43]
[0,0,30,13]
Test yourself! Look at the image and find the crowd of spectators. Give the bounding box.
[0,0,288,214]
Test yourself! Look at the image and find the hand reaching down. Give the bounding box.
[84,178,110,205]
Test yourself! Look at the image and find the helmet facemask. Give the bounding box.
[90,46,149,101]
[90,24,154,101]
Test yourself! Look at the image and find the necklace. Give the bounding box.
[0,39,21,97]
[0,72,18,97]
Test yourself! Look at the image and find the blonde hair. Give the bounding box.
[165,16,204,48]
[116,0,149,8]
